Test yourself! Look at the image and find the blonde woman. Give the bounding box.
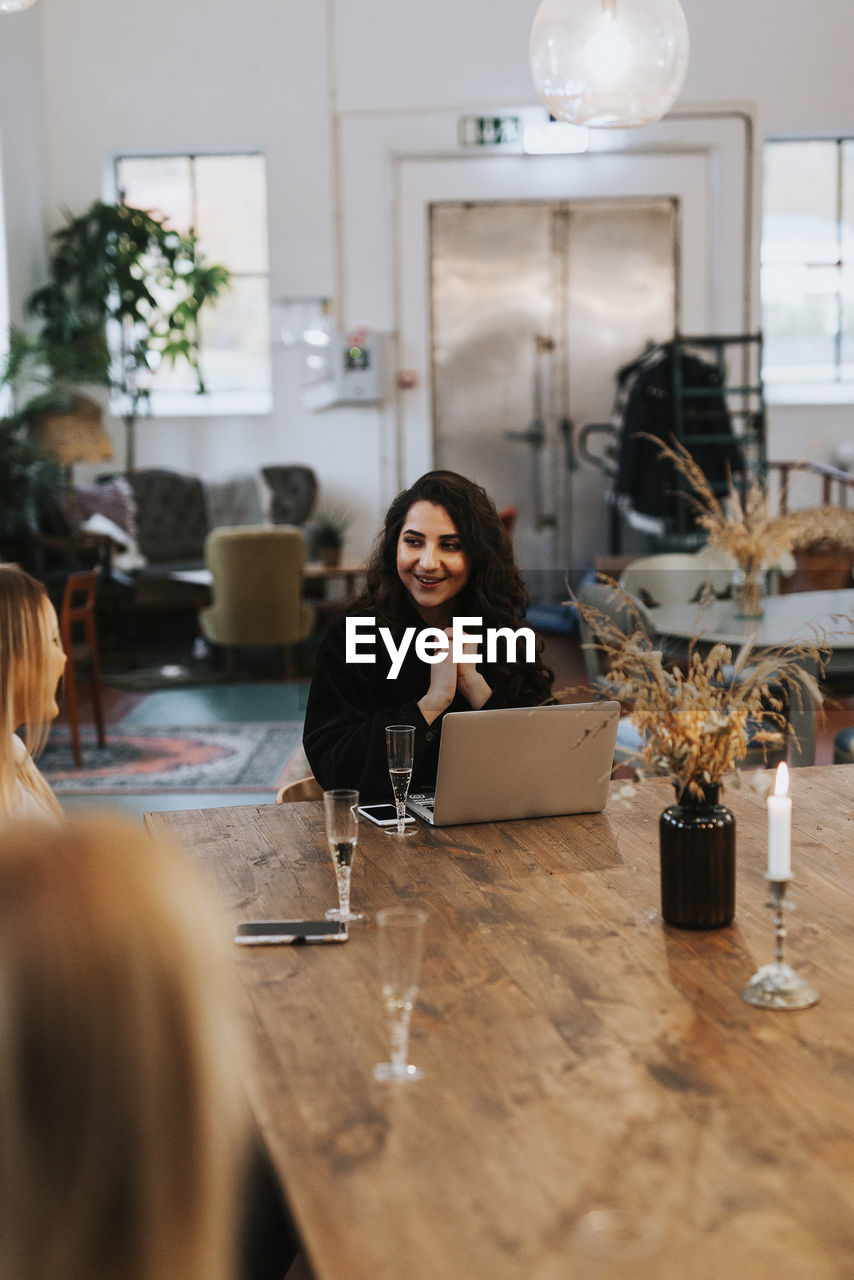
[0,564,66,819]
[0,813,250,1280]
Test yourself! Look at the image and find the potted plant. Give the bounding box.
[575,584,823,929]
[308,505,352,567]
[0,332,69,563]
[26,200,230,470]
[644,436,799,619]
[785,505,854,591]
[0,414,63,562]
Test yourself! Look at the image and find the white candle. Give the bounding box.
[767,762,792,880]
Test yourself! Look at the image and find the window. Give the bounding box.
[115,152,272,414]
[761,138,854,400]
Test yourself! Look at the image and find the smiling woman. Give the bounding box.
[396,499,471,621]
[303,470,554,801]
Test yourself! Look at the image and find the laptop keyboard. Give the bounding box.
[408,792,435,812]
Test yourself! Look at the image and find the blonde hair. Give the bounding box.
[0,814,248,1280]
[0,565,62,817]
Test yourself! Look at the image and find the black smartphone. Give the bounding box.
[234,920,348,945]
[357,804,415,827]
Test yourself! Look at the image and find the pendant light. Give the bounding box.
[530,0,690,129]
[0,0,38,12]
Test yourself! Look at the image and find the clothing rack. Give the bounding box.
[587,331,767,551]
[669,331,766,540]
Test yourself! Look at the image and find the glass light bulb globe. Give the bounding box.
[0,0,38,12]
[584,17,635,82]
[530,0,690,129]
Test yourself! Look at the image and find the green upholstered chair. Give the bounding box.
[200,526,315,678]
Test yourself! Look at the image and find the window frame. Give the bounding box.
[111,149,273,418]
[761,133,854,406]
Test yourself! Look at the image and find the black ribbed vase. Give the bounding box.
[659,783,735,929]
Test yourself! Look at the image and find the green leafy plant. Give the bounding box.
[26,200,230,469]
[0,329,98,547]
[0,330,63,543]
[310,505,352,552]
[0,414,62,541]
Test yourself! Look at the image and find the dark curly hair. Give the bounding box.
[356,471,553,704]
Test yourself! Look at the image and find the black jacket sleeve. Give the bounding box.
[302,616,432,801]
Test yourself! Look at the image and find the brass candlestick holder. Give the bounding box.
[741,876,820,1010]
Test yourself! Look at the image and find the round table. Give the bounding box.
[649,588,854,766]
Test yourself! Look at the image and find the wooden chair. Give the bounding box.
[60,568,106,767]
[276,775,323,803]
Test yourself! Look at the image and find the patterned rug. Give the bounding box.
[39,723,304,793]
[277,741,312,787]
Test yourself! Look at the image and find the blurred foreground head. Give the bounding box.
[0,814,247,1280]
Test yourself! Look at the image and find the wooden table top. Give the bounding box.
[146,767,854,1280]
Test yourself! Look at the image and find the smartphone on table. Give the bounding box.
[357,804,415,827]
[234,920,348,945]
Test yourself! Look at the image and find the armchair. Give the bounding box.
[199,526,315,679]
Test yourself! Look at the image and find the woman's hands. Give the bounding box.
[456,658,492,709]
[417,627,492,724]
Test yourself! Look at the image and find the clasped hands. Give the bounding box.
[417,626,492,725]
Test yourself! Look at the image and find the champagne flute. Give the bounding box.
[385,724,416,837]
[373,906,428,1082]
[323,789,363,922]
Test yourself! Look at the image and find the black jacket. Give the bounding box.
[615,350,744,521]
[303,609,535,802]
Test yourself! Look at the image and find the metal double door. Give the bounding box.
[430,198,678,597]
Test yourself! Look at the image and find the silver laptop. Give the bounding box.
[406,701,620,826]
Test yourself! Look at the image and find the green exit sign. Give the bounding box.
[458,115,521,148]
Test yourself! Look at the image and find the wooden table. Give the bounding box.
[147,768,854,1280]
[650,589,854,767]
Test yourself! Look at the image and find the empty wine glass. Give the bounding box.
[323,789,363,922]
[374,905,428,1082]
[386,724,416,837]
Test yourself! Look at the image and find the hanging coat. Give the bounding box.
[614,349,745,525]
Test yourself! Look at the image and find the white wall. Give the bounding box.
[334,0,854,130]
[15,0,854,556]
[0,5,47,325]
